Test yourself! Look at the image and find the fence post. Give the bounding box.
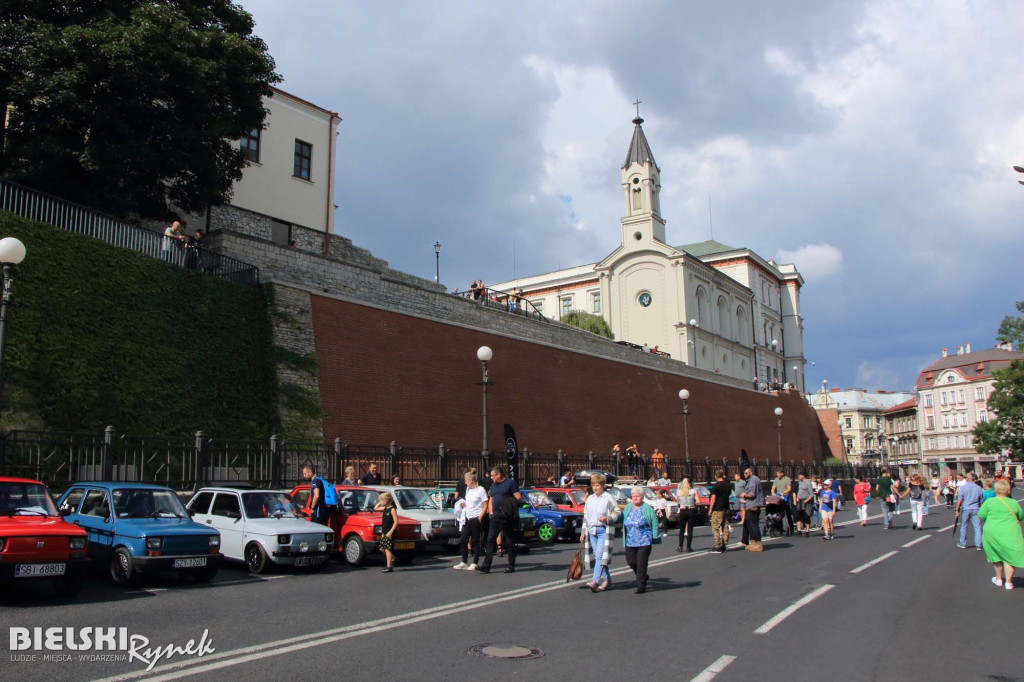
[438,443,446,483]
[103,425,115,480]
[521,447,530,485]
[556,449,564,478]
[270,434,280,488]
[704,457,711,483]
[334,438,343,478]
[586,449,594,470]
[389,440,397,477]
[194,430,205,492]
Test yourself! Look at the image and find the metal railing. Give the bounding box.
[0,178,260,287]
[0,427,885,493]
[452,285,548,322]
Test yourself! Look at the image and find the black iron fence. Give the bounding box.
[0,427,885,493]
[452,285,548,322]
[0,178,260,287]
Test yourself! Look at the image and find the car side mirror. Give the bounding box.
[60,507,74,517]
[188,508,197,517]
[227,511,241,520]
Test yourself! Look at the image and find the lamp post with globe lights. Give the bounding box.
[434,241,441,283]
[0,237,27,402]
[688,319,698,368]
[476,346,493,457]
[774,407,784,464]
[679,389,691,463]
[836,418,847,464]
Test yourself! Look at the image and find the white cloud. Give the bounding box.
[775,244,843,282]
[854,360,903,392]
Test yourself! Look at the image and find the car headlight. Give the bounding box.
[299,542,309,553]
[146,537,163,549]
[277,534,291,545]
[318,540,327,552]
[324,533,334,544]
[69,537,86,550]
[431,520,442,529]
[373,525,383,535]
[208,535,220,547]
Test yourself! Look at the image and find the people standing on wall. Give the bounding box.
[610,444,622,476]
[650,448,665,476]
[183,229,204,270]
[626,444,639,478]
[162,220,184,261]
[360,463,382,486]
[741,468,764,552]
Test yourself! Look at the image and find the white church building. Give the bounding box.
[490,113,807,390]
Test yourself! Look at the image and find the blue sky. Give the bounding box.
[240,0,1024,392]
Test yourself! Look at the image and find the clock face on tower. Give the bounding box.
[638,292,652,308]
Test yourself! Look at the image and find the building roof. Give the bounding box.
[915,346,1023,389]
[622,117,658,170]
[675,239,740,258]
[883,397,918,414]
[808,389,915,412]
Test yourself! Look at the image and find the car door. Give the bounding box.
[208,492,245,559]
[187,491,215,525]
[74,488,115,560]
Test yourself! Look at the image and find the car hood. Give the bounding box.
[530,508,582,520]
[243,518,333,535]
[112,517,217,537]
[0,516,87,538]
[397,509,451,522]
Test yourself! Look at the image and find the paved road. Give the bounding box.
[4,492,1023,682]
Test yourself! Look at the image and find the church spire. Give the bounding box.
[622,103,658,170]
[620,102,664,243]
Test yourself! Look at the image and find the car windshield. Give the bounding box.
[394,488,439,510]
[242,492,303,519]
[569,490,586,505]
[339,489,379,512]
[641,487,658,500]
[610,488,629,503]
[0,482,58,516]
[546,491,569,505]
[526,491,555,509]
[112,489,187,518]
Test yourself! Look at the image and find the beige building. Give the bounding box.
[882,398,920,465]
[489,114,806,388]
[806,387,915,464]
[916,343,1023,476]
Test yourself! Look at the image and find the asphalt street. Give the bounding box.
[3,492,1023,682]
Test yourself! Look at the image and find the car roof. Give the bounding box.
[194,487,286,495]
[0,476,47,485]
[66,482,174,491]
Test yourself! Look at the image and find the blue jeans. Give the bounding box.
[590,527,609,583]
[880,499,895,527]
[959,508,982,547]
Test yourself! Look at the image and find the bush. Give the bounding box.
[561,310,614,339]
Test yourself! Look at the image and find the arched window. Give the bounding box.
[696,287,709,327]
[717,296,730,338]
[736,306,748,344]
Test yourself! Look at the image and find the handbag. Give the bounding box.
[566,536,584,582]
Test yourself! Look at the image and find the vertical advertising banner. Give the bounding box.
[504,423,519,484]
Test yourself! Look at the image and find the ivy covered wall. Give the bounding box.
[0,211,280,436]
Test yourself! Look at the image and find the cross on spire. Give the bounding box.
[632,98,642,118]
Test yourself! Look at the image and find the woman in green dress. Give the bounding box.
[978,479,1024,590]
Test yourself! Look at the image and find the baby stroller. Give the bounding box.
[763,495,785,538]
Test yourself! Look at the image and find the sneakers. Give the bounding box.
[466,563,477,571]
[1006,581,1015,591]
[957,544,967,549]
[453,562,468,570]
[745,542,763,552]
[585,580,598,591]
[976,546,984,551]
[992,577,1004,587]
[596,579,610,591]
[381,567,393,573]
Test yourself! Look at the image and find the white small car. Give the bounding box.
[367,486,460,550]
[187,487,334,574]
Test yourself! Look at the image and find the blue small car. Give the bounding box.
[519,489,584,543]
[57,483,222,586]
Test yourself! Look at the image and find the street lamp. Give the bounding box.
[476,346,493,456]
[688,319,698,368]
[792,364,799,392]
[891,436,899,465]
[0,237,27,402]
[836,418,846,463]
[678,389,690,462]
[774,406,783,463]
[434,241,441,283]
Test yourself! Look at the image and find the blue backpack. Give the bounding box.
[313,477,339,508]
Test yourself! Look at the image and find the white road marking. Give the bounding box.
[850,550,899,574]
[753,584,835,634]
[902,535,932,548]
[938,523,955,532]
[690,655,738,682]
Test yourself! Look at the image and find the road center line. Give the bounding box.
[902,535,932,548]
[753,584,834,634]
[690,655,738,682]
[938,523,955,532]
[850,550,898,574]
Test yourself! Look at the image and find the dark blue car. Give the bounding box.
[57,483,223,586]
[520,489,584,543]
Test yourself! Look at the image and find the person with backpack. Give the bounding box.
[478,466,522,574]
[302,464,337,525]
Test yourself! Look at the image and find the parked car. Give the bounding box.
[519,489,584,543]
[0,476,91,598]
[366,486,460,551]
[289,485,424,565]
[648,485,684,524]
[618,484,679,526]
[536,487,586,514]
[57,482,222,586]
[187,487,333,574]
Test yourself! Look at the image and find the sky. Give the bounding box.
[239,0,1024,393]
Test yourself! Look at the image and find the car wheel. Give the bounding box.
[537,522,556,544]
[245,542,270,574]
[343,535,366,566]
[52,574,85,599]
[109,548,136,586]
[191,566,219,583]
[394,552,416,565]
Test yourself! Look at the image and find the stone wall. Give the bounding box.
[270,284,323,439]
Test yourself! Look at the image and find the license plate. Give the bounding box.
[14,563,66,577]
[294,556,326,567]
[447,537,460,545]
[395,541,415,550]
[524,530,536,537]
[172,557,207,568]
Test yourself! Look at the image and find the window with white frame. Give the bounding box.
[942,415,949,428]
[941,392,948,406]
[926,415,934,429]
[924,394,933,407]
[959,413,967,426]
[975,386,985,400]
[591,291,601,314]
[957,389,965,403]
[532,300,543,315]
[560,296,573,318]
[946,375,956,383]
[845,417,852,428]
[979,410,987,422]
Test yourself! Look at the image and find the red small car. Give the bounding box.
[1,477,90,598]
[289,484,424,566]
[537,487,587,514]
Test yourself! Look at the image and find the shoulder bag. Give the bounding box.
[566,535,584,582]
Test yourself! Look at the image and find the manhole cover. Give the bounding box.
[468,643,545,660]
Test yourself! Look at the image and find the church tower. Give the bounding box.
[621,109,666,246]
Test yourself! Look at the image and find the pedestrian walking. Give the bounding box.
[876,468,896,529]
[900,474,928,531]
[582,473,621,592]
[795,472,815,536]
[853,475,871,526]
[373,491,399,573]
[623,487,661,594]
[675,475,697,552]
[732,472,746,526]
[956,472,984,550]
[772,469,794,536]
[944,480,955,508]
[819,481,837,540]
[741,468,764,551]
[982,478,996,501]
[453,471,487,570]
[979,480,1024,590]
[931,475,942,505]
[708,470,732,552]
[479,466,522,574]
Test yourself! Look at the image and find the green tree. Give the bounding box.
[996,300,1024,351]
[0,0,280,218]
[561,310,614,339]
[972,360,1024,459]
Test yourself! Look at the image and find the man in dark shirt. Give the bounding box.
[479,466,523,574]
[302,464,327,525]
[359,463,382,486]
[708,470,733,553]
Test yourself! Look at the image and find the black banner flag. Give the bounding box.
[504,423,520,484]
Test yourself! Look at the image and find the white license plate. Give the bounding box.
[294,556,326,567]
[447,537,460,546]
[14,563,66,577]
[172,557,207,568]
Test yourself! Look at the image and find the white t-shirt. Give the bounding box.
[584,492,616,529]
[463,486,488,519]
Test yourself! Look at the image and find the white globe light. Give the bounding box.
[0,237,27,265]
[689,319,697,326]
[774,407,783,416]
[771,339,778,347]
[678,389,690,400]
[476,346,493,362]
[837,419,843,426]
